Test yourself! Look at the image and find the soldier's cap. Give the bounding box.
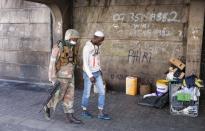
[65,29,80,40]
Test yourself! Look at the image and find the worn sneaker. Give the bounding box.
[81,111,93,119]
[97,114,111,120]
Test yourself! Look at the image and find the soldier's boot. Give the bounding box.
[44,106,51,120]
[65,113,83,124]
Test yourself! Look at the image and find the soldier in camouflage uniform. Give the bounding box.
[44,29,82,124]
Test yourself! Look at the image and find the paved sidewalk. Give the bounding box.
[0,80,205,131]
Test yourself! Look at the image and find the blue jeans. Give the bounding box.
[81,71,105,110]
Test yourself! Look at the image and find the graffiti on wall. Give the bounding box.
[113,11,180,23]
[110,73,127,80]
[191,27,202,40]
[128,49,152,64]
[108,41,184,65]
[133,23,182,38]
[112,10,183,39]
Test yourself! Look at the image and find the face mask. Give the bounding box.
[70,40,77,45]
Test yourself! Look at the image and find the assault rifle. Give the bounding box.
[39,80,60,113]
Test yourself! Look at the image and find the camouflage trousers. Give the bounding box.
[47,77,75,113]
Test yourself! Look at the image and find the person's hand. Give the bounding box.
[90,77,96,84]
[50,81,55,85]
[51,80,59,86]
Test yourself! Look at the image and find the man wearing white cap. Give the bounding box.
[81,31,111,120]
[45,29,82,124]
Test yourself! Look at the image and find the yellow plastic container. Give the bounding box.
[126,76,137,96]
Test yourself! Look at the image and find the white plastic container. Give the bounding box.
[156,80,168,96]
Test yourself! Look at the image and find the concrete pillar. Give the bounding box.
[185,0,205,77]
[49,4,63,46]
[25,0,73,46]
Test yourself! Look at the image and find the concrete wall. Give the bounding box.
[0,0,204,91]
[0,0,51,83]
[73,0,190,91]
[186,0,205,77]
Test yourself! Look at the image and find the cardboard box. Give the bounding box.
[169,58,185,70]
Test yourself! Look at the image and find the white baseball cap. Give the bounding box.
[94,31,104,37]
